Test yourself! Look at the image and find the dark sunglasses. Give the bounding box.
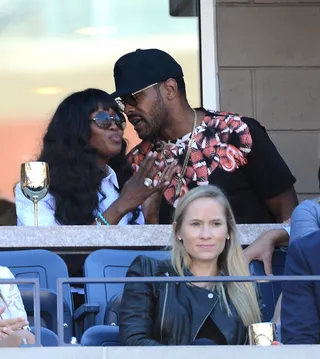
[118,82,159,107]
[91,111,126,130]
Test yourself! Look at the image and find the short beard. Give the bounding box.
[142,91,169,141]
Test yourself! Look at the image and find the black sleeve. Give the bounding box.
[240,117,296,200]
[119,256,163,346]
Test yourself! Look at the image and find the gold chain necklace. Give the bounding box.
[161,109,198,198]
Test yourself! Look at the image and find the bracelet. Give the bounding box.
[21,337,28,345]
[283,225,290,236]
[97,211,111,226]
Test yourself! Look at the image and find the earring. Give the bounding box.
[177,237,183,241]
[226,236,230,240]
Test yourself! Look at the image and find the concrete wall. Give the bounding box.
[216,0,320,201]
[2,345,320,359]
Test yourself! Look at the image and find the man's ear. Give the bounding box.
[163,78,179,101]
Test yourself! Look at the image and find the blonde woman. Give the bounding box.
[0,267,35,346]
[119,185,261,346]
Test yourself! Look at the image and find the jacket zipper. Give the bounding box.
[192,297,218,341]
[160,272,169,342]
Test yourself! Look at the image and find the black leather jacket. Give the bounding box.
[119,255,248,346]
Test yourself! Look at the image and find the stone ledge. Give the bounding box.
[1,344,320,359]
[0,224,286,248]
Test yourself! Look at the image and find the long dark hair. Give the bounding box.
[38,88,138,225]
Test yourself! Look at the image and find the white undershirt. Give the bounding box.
[15,165,144,226]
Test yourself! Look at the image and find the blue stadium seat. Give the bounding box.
[249,248,287,321]
[81,325,119,346]
[75,249,170,339]
[0,249,73,342]
[21,289,73,342]
[30,326,59,347]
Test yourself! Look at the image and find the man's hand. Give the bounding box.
[243,229,289,275]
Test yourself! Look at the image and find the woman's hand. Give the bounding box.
[8,329,35,345]
[142,161,179,224]
[119,152,170,213]
[0,335,22,347]
[99,152,173,225]
[118,152,173,213]
[0,307,28,340]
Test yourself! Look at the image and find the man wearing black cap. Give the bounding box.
[112,48,298,228]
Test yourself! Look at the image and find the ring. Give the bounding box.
[143,177,153,187]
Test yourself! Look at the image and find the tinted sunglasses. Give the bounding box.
[118,82,159,107]
[91,111,126,130]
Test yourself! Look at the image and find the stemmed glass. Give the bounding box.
[248,322,277,345]
[20,162,50,226]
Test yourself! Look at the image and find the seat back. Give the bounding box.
[0,249,72,312]
[81,325,119,346]
[84,249,170,325]
[21,289,73,342]
[250,249,287,321]
[30,326,59,347]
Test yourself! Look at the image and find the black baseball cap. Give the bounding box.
[112,48,184,98]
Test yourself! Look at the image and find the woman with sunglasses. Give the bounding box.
[15,88,175,226]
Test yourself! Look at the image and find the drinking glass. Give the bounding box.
[20,162,50,226]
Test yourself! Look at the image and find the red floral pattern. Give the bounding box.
[128,112,253,207]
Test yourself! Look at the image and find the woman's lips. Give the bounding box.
[108,134,122,143]
[197,244,216,249]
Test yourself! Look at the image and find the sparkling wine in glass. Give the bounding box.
[20,162,50,226]
[248,322,277,345]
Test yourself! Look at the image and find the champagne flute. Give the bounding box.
[248,322,278,345]
[20,162,50,226]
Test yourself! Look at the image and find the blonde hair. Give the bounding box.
[171,185,261,327]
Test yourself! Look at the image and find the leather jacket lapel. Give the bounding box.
[210,300,247,344]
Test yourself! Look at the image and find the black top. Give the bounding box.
[158,115,296,224]
[196,317,227,344]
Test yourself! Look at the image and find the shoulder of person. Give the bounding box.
[205,111,264,135]
[205,110,255,123]
[0,266,14,279]
[293,197,320,215]
[129,254,173,276]
[234,115,268,134]
[311,196,320,205]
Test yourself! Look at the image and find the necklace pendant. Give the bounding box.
[175,181,182,197]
